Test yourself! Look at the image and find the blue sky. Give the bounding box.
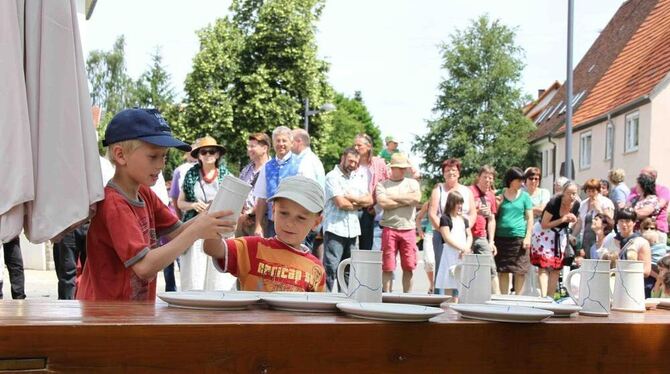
[81,0,623,163]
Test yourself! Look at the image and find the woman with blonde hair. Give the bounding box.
[608,168,630,209]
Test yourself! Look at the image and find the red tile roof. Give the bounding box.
[530,0,660,141]
[566,0,670,130]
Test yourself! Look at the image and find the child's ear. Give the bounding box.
[311,214,323,230]
[111,145,127,166]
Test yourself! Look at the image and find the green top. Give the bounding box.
[495,189,532,238]
[379,148,399,163]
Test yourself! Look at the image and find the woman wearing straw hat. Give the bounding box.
[178,136,236,291]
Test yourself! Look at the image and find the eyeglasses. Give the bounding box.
[199,148,219,156]
[527,177,540,181]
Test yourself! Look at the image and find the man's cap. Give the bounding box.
[385,136,398,144]
[190,135,225,158]
[268,176,324,213]
[389,152,411,168]
[102,108,190,152]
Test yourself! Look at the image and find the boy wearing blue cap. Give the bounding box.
[204,176,326,292]
[77,108,235,301]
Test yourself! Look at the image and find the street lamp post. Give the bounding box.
[303,98,336,132]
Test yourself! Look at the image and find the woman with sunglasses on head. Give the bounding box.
[178,136,233,292]
[523,167,550,224]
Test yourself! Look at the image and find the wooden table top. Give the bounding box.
[1,299,669,326]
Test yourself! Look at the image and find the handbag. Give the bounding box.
[563,233,576,266]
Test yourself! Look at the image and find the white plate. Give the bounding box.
[261,294,353,312]
[450,304,553,323]
[647,298,670,309]
[382,293,452,306]
[486,300,581,317]
[337,302,445,322]
[490,294,554,304]
[157,291,260,310]
[271,291,349,298]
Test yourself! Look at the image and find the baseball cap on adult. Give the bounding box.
[268,176,324,213]
[102,108,191,152]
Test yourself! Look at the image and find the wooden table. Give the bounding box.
[0,300,668,373]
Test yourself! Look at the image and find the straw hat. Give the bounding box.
[389,152,411,168]
[190,135,225,158]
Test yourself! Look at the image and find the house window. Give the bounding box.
[580,131,592,169]
[625,111,639,153]
[605,123,614,160]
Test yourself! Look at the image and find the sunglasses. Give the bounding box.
[199,148,219,156]
[527,177,540,181]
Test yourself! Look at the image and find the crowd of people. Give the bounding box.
[2,107,670,302]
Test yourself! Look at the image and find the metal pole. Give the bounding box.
[565,0,574,179]
[304,98,309,131]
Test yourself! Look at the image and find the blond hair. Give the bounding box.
[608,168,625,184]
[107,139,144,167]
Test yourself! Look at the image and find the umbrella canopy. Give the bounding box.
[1,0,104,243]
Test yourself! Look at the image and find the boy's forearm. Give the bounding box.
[133,226,199,281]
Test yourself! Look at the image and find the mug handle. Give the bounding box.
[337,258,351,294]
[564,269,580,305]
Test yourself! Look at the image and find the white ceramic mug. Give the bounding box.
[208,175,252,238]
[337,250,382,302]
[611,260,646,313]
[451,254,492,304]
[565,259,611,316]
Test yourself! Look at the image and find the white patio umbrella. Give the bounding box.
[1,0,104,243]
[0,0,34,242]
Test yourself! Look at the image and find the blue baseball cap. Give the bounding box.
[102,108,191,152]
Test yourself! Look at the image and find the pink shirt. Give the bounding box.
[628,184,670,232]
[366,156,389,204]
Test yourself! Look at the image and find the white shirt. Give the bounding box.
[324,166,368,238]
[295,147,325,190]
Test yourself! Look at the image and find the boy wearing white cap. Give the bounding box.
[204,176,326,292]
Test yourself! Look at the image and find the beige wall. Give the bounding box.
[649,80,670,186]
[550,102,652,187]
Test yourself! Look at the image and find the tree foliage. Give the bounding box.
[86,37,183,177]
[413,15,536,185]
[182,0,333,169]
[320,91,381,170]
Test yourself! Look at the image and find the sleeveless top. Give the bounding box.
[437,183,472,219]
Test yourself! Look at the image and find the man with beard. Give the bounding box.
[322,148,372,291]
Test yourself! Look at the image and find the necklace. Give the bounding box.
[201,168,218,184]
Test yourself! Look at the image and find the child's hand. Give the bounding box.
[192,210,236,239]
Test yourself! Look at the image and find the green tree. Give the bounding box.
[413,15,536,185]
[182,0,333,169]
[133,48,185,179]
[86,35,135,145]
[133,48,176,112]
[320,91,381,170]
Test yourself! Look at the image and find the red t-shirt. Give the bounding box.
[77,184,180,301]
[215,236,326,292]
[469,185,498,239]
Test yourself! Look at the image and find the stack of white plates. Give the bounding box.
[485,300,581,317]
[450,304,553,323]
[381,293,452,306]
[337,302,445,322]
[157,291,260,310]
